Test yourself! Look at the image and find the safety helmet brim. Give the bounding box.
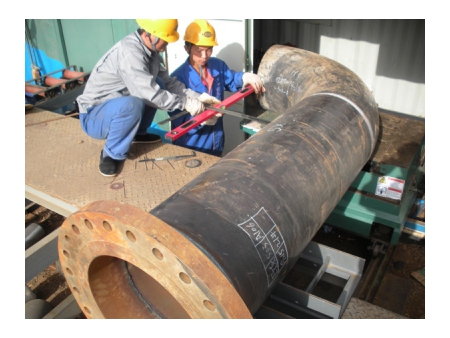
[136,19,180,43]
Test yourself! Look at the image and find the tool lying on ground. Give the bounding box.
[138,151,196,163]
[164,86,270,142]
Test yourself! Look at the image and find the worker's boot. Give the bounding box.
[99,150,119,177]
[132,133,161,143]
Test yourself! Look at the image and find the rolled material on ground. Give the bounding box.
[25,223,46,250]
[25,285,36,303]
[25,299,53,319]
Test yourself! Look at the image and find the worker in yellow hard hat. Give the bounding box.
[77,19,219,177]
[169,19,265,156]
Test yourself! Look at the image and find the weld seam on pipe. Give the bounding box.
[311,92,376,150]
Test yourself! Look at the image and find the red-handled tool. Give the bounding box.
[165,86,255,142]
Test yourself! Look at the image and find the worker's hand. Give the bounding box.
[201,113,222,126]
[198,93,221,106]
[185,97,205,116]
[242,73,266,95]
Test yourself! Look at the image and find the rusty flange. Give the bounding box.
[58,200,251,319]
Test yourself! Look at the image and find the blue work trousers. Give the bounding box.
[80,96,156,160]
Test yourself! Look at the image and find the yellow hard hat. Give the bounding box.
[184,19,218,46]
[136,19,179,43]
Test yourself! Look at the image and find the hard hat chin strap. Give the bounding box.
[186,42,192,54]
[146,32,159,52]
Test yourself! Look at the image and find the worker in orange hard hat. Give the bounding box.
[169,19,265,156]
[77,19,219,177]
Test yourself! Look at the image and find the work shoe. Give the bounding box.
[132,133,161,144]
[99,151,119,177]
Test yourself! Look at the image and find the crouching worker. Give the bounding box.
[76,19,219,176]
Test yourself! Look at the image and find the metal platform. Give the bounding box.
[256,241,365,319]
[341,297,407,319]
[25,108,220,216]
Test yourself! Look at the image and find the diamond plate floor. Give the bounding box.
[25,108,220,214]
[341,297,407,319]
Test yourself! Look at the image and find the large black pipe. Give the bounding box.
[58,45,379,318]
[150,45,379,314]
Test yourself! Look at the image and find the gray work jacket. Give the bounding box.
[77,31,198,114]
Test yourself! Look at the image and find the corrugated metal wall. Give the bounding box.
[253,19,425,118]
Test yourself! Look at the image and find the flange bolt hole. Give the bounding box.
[102,221,112,232]
[84,219,93,230]
[203,300,216,312]
[71,224,80,235]
[126,230,136,242]
[152,248,164,260]
[179,272,191,284]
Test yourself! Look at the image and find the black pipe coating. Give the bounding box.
[151,45,379,314]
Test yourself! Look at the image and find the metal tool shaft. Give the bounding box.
[158,107,270,126]
[157,110,189,125]
[206,106,271,124]
[138,151,196,163]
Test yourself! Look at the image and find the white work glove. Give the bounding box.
[201,113,222,126]
[185,97,205,116]
[185,89,201,99]
[242,73,266,95]
[198,93,222,106]
[197,93,221,125]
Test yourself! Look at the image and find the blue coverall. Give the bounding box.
[170,57,245,156]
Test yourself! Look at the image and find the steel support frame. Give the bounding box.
[258,241,365,319]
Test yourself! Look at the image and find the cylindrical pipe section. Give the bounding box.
[151,45,378,313]
[58,45,378,318]
[25,299,53,319]
[25,222,46,250]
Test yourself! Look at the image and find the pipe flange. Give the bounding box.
[58,200,251,319]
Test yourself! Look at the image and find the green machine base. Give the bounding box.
[242,109,425,245]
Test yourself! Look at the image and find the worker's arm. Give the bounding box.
[119,49,191,112]
[209,58,265,96]
[242,73,265,95]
